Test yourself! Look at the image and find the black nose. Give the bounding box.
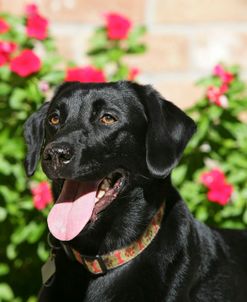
[43,143,73,166]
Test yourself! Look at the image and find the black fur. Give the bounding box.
[24,81,247,302]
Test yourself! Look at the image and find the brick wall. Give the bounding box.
[1,0,247,108]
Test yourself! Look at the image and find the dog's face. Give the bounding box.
[42,82,147,181]
[24,81,196,243]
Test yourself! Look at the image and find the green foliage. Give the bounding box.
[173,64,247,229]
[87,25,146,81]
[0,10,64,302]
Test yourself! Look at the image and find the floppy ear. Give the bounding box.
[136,84,196,178]
[24,102,49,176]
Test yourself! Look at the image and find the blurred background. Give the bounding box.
[0,1,247,301]
[1,0,247,108]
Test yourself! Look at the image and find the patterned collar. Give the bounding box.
[62,203,165,275]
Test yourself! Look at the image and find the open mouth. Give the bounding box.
[47,170,126,241]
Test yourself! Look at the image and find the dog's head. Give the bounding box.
[24,81,196,243]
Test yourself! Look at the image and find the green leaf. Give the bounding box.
[6,244,17,260]
[26,81,42,103]
[228,80,245,94]
[0,207,7,222]
[42,71,65,84]
[111,64,129,81]
[195,205,208,222]
[27,297,37,302]
[9,88,27,110]
[37,242,49,261]
[196,76,221,87]
[127,44,146,54]
[0,186,19,204]
[127,25,146,45]
[227,64,240,74]
[108,48,125,61]
[221,220,245,229]
[0,283,14,301]
[207,105,223,120]
[172,164,187,186]
[243,208,247,224]
[11,222,45,245]
[88,28,108,51]
[188,116,209,148]
[91,54,111,69]
[0,264,9,276]
[227,153,247,169]
[0,83,11,96]
[0,157,12,175]
[228,170,247,184]
[0,66,11,81]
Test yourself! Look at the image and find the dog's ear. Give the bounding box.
[134,84,196,178]
[24,102,49,176]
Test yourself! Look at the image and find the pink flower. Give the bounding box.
[0,53,7,66]
[26,13,48,40]
[213,64,234,85]
[38,80,50,92]
[201,169,226,189]
[31,181,53,210]
[207,183,233,206]
[200,169,233,205]
[0,19,10,34]
[65,66,106,83]
[10,49,41,77]
[105,12,132,40]
[206,85,229,108]
[25,3,39,16]
[0,41,17,54]
[128,67,139,81]
[0,41,17,66]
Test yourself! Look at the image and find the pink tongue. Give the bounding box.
[47,180,98,241]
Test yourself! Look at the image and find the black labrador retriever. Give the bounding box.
[24,81,247,302]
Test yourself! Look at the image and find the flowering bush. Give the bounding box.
[64,12,146,83]
[85,11,146,81]
[173,64,247,228]
[0,4,67,301]
[0,5,147,302]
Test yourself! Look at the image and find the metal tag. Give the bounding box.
[41,255,56,286]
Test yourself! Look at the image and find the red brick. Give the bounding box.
[51,29,91,64]
[193,32,247,71]
[151,80,203,109]
[0,0,145,23]
[0,0,24,14]
[126,34,189,73]
[155,0,247,23]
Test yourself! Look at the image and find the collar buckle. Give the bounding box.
[94,255,108,275]
[82,254,108,275]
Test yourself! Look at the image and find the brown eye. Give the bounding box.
[49,114,60,126]
[100,114,117,125]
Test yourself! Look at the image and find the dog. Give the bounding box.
[24,81,247,302]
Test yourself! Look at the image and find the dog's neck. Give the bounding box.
[64,176,173,257]
[60,201,165,274]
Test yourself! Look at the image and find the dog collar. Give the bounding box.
[63,203,165,275]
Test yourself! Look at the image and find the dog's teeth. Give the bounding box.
[101,179,110,190]
[97,190,105,199]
